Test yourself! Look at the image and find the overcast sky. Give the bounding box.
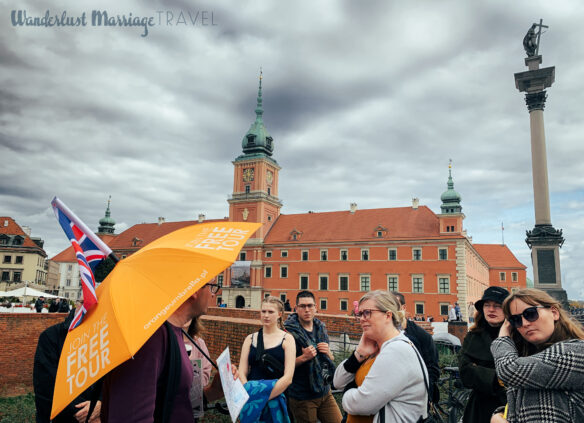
[2,0,583,299]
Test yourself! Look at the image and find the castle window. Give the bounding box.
[340,249,348,261]
[412,248,422,261]
[439,248,448,260]
[302,250,309,261]
[388,249,397,261]
[360,275,370,291]
[267,187,271,196]
[3,255,11,264]
[280,265,288,278]
[339,275,349,291]
[439,277,450,294]
[415,302,425,315]
[245,185,250,194]
[321,250,328,261]
[412,276,423,293]
[247,135,256,145]
[281,250,288,258]
[512,272,518,282]
[361,249,369,261]
[387,276,398,291]
[320,298,327,310]
[300,275,309,290]
[319,275,328,291]
[340,299,348,311]
[240,252,246,261]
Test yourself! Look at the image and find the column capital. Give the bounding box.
[525,224,564,248]
[525,91,547,112]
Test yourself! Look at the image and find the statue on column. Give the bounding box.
[523,23,538,57]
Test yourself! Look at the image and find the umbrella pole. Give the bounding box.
[181,328,219,370]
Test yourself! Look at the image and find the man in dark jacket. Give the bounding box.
[392,292,440,402]
[33,311,100,422]
[34,296,45,313]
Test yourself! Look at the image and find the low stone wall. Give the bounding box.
[0,313,67,396]
[0,307,434,397]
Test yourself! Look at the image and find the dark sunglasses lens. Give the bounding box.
[509,315,523,328]
[523,307,540,322]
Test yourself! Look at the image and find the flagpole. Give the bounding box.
[51,197,113,257]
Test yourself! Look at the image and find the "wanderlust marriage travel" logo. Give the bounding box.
[10,9,217,37]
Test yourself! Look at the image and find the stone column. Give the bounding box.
[514,56,567,305]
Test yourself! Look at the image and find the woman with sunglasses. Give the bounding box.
[459,287,509,423]
[490,288,584,423]
[333,290,428,422]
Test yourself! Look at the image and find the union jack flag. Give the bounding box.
[51,197,113,331]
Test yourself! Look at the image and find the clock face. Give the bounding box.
[266,170,273,184]
[243,168,254,182]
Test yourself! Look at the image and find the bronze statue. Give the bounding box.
[523,19,549,58]
[523,24,538,57]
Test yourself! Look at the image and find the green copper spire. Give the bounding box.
[98,196,116,234]
[255,68,264,121]
[440,160,462,214]
[239,69,275,159]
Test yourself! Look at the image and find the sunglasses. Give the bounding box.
[355,309,386,320]
[508,305,549,328]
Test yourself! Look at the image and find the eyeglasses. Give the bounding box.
[355,309,386,320]
[297,303,315,309]
[206,282,222,294]
[508,306,549,328]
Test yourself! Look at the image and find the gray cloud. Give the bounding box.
[2,0,583,299]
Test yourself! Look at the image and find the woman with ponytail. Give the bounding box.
[239,296,296,422]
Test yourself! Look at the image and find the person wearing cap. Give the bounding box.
[459,287,509,423]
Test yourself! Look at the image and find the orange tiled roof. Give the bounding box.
[264,206,460,243]
[0,216,45,252]
[474,244,526,269]
[108,218,229,250]
[51,234,117,262]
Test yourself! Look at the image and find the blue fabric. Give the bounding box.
[240,380,290,423]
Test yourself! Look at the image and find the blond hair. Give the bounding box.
[359,290,405,329]
[502,288,584,356]
[262,296,285,329]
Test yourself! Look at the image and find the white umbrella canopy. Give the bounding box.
[0,287,60,299]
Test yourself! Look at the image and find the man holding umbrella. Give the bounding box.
[101,281,220,423]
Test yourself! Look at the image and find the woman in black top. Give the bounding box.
[459,287,509,423]
[239,296,296,398]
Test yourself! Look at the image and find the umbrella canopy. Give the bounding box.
[51,221,260,419]
[0,287,60,299]
[432,331,462,347]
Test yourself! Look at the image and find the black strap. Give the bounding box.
[154,322,181,423]
[255,328,265,362]
[181,328,218,370]
[378,339,430,423]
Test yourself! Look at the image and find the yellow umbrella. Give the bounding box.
[51,221,260,419]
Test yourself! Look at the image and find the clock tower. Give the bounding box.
[228,72,282,241]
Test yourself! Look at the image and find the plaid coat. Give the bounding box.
[491,336,584,423]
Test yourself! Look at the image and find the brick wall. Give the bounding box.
[0,308,434,397]
[0,313,67,396]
